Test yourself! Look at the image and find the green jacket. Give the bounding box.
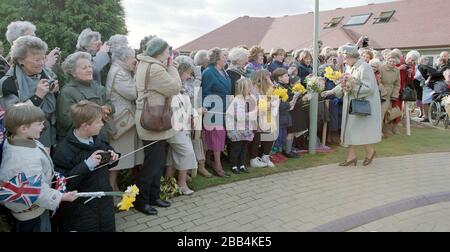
[56,79,115,139]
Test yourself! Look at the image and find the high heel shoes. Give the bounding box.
[363,151,376,166]
[339,159,357,167]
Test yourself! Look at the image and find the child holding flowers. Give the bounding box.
[272,68,302,158]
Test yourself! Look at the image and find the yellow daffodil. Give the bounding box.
[126,185,140,197]
[325,66,334,75]
[292,83,307,94]
[117,195,135,211]
[273,88,289,102]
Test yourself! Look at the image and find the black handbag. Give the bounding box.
[402,85,417,101]
[349,84,371,116]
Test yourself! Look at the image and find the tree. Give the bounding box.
[0,0,128,58]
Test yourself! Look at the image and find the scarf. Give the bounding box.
[12,65,56,114]
[227,64,246,76]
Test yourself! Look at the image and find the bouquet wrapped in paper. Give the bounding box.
[305,76,326,93]
[336,73,358,94]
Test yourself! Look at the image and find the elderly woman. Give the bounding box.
[245,46,265,79]
[202,48,232,177]
[227,47,249,96]
[165,62,199,195]
[134,37,181,215]
[361,50,374,64]
[108,35,129,54]
[379,51,401,135]
[322,44,381,167]
[194,50,209,73]
[417,56,437,123]
[76,28,111,85]
[106,46,142,192]
[57,52,113,139]
[174,56,211,177]
[0,36,59,149]
[370,59,389,136]
[5,21,60,69]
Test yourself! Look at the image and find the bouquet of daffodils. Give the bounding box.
[272,87,289,102]
[305,76,326,93]
[336,73,358,94]
[292,83,308,95]
[324,67,342,82]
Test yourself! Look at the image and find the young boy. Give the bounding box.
[52,100,119,232]
[0,104,77,232]
[272,68,301,159]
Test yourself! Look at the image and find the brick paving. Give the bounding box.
[116,152,450,232]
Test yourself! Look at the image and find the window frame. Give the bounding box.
[343,13,373,27]
[373,10,396,24]
[323,16,344,29]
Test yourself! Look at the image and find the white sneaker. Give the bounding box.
[250,157,268,168]
[262,155,275,168]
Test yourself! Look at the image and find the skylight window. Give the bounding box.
[324,16,344,29]
[374,10,395,24]
[344,13,372,26]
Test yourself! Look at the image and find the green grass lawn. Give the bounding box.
[189,126,450,191]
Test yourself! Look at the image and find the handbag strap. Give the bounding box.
[356,84,363,99]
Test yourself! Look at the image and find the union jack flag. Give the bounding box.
[0,173,42,208]
[53,172,67,193]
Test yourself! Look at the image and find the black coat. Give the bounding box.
[227,69,244,96]
[52,129,118,232]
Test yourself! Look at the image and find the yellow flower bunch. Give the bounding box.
[292,83,307,94]
[117,185,140,211]
[324,67,342,82]
[273,88,289,102]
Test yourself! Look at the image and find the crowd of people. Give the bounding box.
[0,20,449,232]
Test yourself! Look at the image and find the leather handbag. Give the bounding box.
[140,64,173,131]
[349,84,371,116]
[402,85,417,101]
[107,72,136,140]
[386,106,402,122]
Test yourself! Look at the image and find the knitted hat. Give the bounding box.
[144,37,169,58]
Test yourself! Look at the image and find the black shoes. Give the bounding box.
[283,152,300,159]
[135,204,158,216]
[150,199,171,208]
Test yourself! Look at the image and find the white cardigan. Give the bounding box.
[0,139,62,221]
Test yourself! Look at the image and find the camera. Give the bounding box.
[48,80,56,91]
[99,152,112,165]
[362,36,369,48]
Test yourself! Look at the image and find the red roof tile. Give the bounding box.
[178,0,450,52]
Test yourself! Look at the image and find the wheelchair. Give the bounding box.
[428,92,449,129]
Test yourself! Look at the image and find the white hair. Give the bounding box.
[6,21,36,45]
[62,52,92,78]
[76,28,101,50]
[228,47,249,65]
[194,50,208,66]
[112,46,135,63]
[108,34,128,54]
[10,36,47,64]
[406,50,420,63]
[174,55,194,67]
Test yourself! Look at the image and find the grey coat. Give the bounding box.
[331,59,382,146]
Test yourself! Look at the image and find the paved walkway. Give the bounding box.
[116,152,450,232]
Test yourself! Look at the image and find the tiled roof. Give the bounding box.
[178,0,450,52]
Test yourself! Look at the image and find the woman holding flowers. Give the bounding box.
[322,44,381,167]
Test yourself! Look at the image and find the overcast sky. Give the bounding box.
[122,0,396,49]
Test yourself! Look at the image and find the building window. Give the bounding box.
[323,16,344,29]
[344,13,372,26]
[373,10,395,24]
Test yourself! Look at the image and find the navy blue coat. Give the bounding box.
[268,61,288,73]
[298,63,313,83]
